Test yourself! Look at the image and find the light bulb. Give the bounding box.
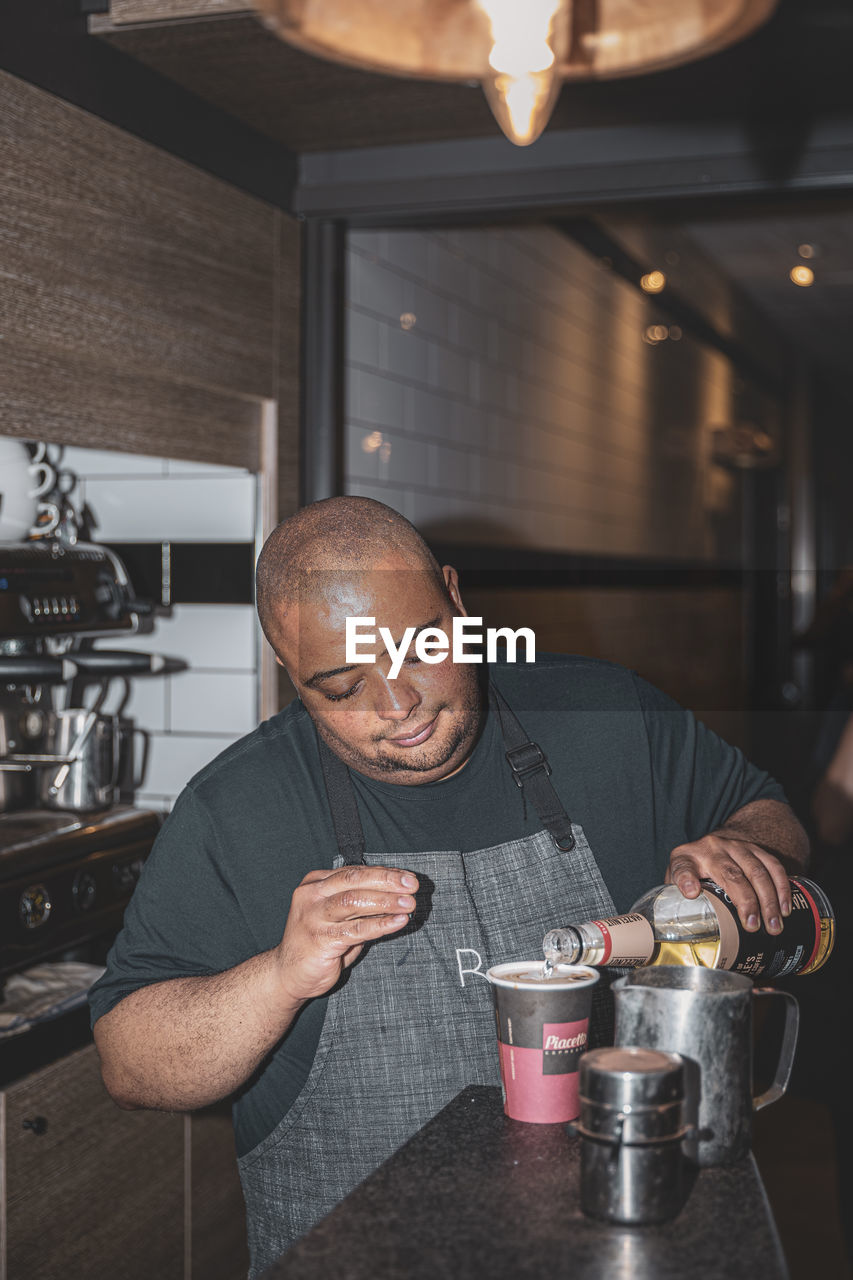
[477,0,566,146]
[481,69,562,146]
[640,270,666,294]
[789,265,814,287]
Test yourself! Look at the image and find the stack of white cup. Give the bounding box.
[0,439,59,541]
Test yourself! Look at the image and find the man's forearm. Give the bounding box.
[94,947,303,1112]
[713,797,810,873]
[95,861,420,1113]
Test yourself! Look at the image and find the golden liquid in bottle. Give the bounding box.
[649,937,722,968]
[799,915,836,975]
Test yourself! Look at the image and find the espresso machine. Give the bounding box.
[0,540,177,983]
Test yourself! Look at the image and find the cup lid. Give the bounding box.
[485,961,599,990]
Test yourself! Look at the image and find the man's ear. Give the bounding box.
[442,564,467,617]
[273,651,302,700]
[274,652,302,698]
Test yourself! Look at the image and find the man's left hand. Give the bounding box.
[665,834,792,934]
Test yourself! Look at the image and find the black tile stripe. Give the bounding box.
[106,542,254,606]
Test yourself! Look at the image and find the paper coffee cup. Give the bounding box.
[486,961,599,1124]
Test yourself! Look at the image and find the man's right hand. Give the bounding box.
[94,863,419,1113]
[274,865,419,1004]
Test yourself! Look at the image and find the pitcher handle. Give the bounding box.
[132,727,150,791]
[752,987,799,1112]
[96,717,122,805]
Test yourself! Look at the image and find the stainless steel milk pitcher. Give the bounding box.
[613,967,799,1166]
[38,708,121,811]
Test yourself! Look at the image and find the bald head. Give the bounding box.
[255,497,446,654]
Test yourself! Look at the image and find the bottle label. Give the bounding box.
[703,892,741,969]
[590,913,655,967]
[701,879,819,977]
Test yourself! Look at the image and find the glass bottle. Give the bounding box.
[542,876,835,979]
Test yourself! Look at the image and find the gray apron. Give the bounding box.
[238,682,617,1277]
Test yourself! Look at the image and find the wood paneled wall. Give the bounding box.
[0,70,299,513]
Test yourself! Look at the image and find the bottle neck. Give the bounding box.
[544,914,655,968]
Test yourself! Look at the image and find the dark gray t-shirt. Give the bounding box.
[89,654,786,1155]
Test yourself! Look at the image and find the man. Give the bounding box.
[90,497,808,1277]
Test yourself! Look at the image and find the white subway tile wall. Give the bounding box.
[139,733,241,803]
[113,603,258,670]
[47,444,262,812]
[82,475,257,542]
[119,675,168,736]
[344,226,749,560]
[170,671,259,737]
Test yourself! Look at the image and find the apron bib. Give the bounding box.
[238,683,617,1277]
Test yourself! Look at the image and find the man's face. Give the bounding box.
[276,561,483,785]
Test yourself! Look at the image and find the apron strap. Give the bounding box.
[487,682,576,852]
[317,732,367,865]
[315,676,577,863]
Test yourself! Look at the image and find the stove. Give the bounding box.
[0,805,161,981]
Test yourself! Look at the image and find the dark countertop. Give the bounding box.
[261,1086,789,1280]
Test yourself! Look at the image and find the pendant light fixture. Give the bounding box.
[250,0,778,147]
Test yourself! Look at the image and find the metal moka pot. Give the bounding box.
[613,967,799,1167]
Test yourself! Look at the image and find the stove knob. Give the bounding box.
[73,871,97,912]
[19,885,52,930]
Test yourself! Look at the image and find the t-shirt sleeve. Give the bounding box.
[633,673,789,843]
[88,786,250,1028]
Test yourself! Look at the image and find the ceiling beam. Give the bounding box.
[295,117,853,224]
